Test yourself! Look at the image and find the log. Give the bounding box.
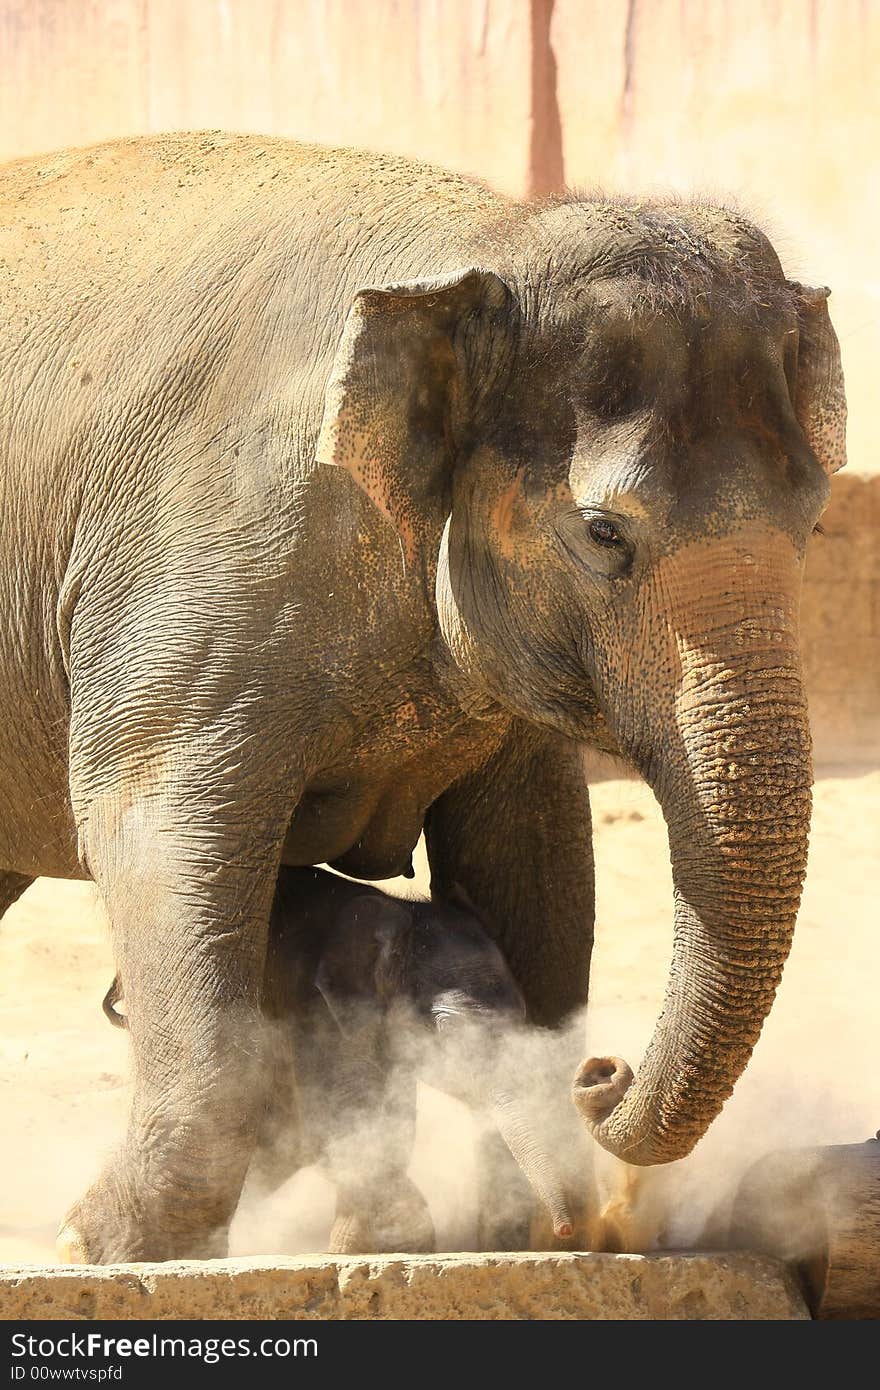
[730,1134,880,1319]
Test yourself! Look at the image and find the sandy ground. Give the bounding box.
[1,768,878,1264]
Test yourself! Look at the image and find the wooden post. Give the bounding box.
[730,1135,880,1319]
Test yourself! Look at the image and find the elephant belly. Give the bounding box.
[282,779,423,879]
[282,716,508,881]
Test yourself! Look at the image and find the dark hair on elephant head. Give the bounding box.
[485,194,798,317]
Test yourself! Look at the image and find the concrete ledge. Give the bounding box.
[0,1252,809,1320]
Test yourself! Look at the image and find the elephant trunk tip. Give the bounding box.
[554,1218,573,1239]
[572,1055,634,1125]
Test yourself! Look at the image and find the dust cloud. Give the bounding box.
[1,770,877,1263]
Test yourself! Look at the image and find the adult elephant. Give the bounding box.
[0,134,844,1263]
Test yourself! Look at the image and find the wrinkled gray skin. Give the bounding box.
[0,134,845,1262]
[252,867,573,1252]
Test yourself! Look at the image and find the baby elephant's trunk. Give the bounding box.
[489,1090,573,1240]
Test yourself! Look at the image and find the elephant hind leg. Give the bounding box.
[0,871,34,922]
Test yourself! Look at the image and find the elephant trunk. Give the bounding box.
[435,1010,573,1238]
[575,541,812,1164]
[488,1088,573,1238]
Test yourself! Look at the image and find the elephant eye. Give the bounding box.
[587,517,623,547]
[557,508,632,576]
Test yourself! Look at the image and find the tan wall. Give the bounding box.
[0,2,537,194]
[802,475,880,763]
[551,0,880,481]
[1,0,876,760]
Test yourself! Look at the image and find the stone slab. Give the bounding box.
[0,1252,809,1320]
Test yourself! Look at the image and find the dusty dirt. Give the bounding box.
[1,767,878,1264]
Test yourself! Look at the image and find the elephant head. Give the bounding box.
[316,888,574,1238]
[316,198,846,1165]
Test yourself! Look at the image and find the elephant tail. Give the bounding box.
[102,975,127,1030]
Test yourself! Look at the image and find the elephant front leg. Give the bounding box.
[322,1057,435,1255]
[473,1128,533,1251]
[330,1173,435,1255]
[426,721,597,1250]
[58,789,290,1265]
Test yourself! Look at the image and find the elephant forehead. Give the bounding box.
[567,418,664,513]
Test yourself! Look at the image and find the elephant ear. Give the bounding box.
[789,282,847,476]
[315,894,413,1038]
[316,268,509,557]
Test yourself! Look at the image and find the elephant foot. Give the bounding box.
[373,1177,436,1253]
[55,1225,91,1265]
[57,1160,231,1265]
[328,1210,375,1255]
[330,1176,436,1254]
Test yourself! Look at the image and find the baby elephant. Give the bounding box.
[105,866,573,1253]
[259,866,574,1253]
